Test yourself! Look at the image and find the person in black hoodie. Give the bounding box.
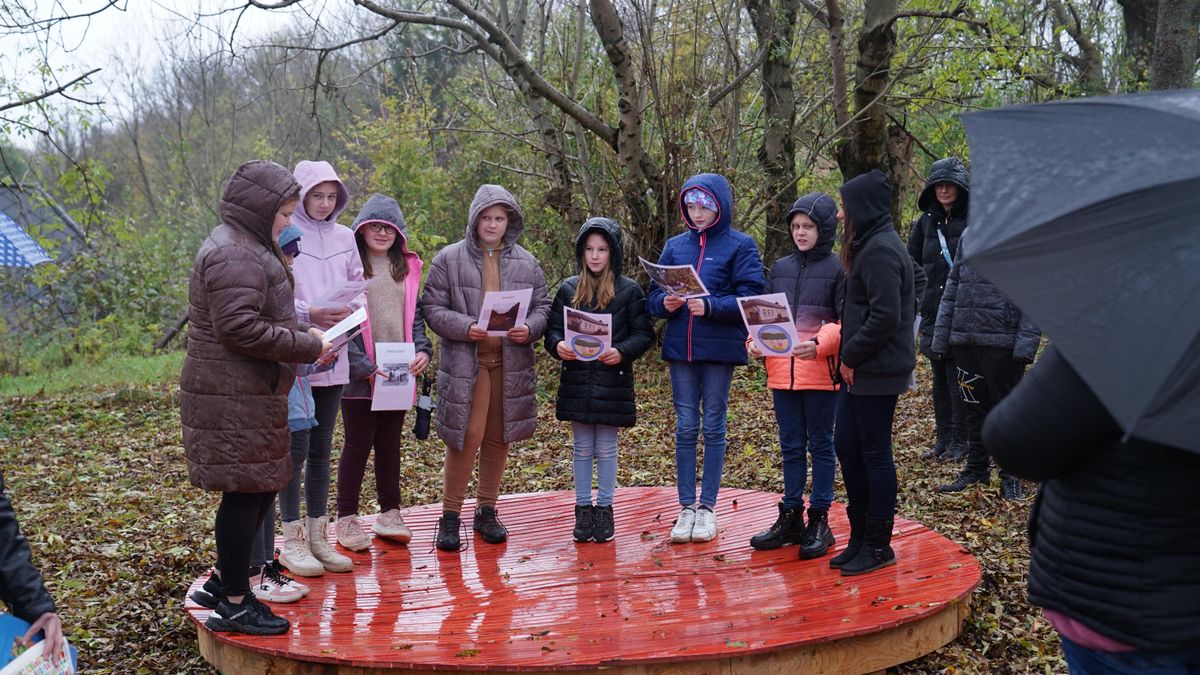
[831,170,916,577]
[985,347,1200,672]
[907,158,969,462]
[545,218,655,544]
[0,469,66,664]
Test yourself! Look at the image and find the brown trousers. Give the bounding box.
[442,345,509,514]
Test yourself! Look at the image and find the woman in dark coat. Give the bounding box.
[544,218,654,544]
[832,170,917,576]
[907,158,970,461]
[986,347,1200,671]
[181,160,329,635]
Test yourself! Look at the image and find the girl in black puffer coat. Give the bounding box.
[544,218,655,544]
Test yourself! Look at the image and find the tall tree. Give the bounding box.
[1151,0,1200,88]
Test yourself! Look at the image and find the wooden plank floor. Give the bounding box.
[187,488,980,672]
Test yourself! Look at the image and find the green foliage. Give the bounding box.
[0,351,183,397]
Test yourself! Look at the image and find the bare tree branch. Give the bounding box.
[0,68,101,114]
[707,45,768,107]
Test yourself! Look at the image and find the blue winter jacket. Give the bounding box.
[647,173,765,364]
[287,363,329,432]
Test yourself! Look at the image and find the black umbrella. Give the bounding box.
[961,90,1200,453]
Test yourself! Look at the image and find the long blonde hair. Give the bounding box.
[572,267,616,310]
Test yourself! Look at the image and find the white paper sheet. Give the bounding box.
[371,342,417,411]
[321,306,368,348]
[638,256,709,299]
[478,288,533,336]
[563,307,613,361]
[316,280,367,307]
[737,293,803,357]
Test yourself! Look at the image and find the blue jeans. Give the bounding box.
[772,389,837,510]
[833,391,898,519]
[669,361,734,509]
[1061,635,1200,674]
[571,423,619,507]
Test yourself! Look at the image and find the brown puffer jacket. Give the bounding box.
[181,160,324,493]
[419,185,551,451]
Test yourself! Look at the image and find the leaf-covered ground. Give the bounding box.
[0,359,1065,673]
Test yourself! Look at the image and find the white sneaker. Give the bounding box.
[253,566,304,603]
[279,520,325,577]
[670,507,697,543]
[335,515,372,551]
[691,507,718,542]
[372,509,413,543]
[268,560,309,596]
[308,516,354,572]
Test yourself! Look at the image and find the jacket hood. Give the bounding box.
[679,173,733,237]
[353,193,410,253]
[466,184,525,251]
[218,160,301,249]
[785,191,839,257]
[840,169,894,242]
[293,160,350,223]
[574,217,624,276]
[918,157,970,213]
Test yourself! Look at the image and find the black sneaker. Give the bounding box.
[572,505,594,543]
[190,572,224,609]
[592,505,615,543]
[937,472,989,493]
[436,511,463,552]
[473,505,508,544]
[1001,476,1026,500]
[205,594,290,635]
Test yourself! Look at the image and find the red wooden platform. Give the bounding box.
[187,488,980,674]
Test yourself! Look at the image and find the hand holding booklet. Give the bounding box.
[478,288,533,336]
[0,614,76,674]
[371,343,417,411]
[737,293,802,357]
[321,306,368,352]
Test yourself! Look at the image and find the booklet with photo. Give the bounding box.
[371,342,417,411]
[563,307,613,361]
[315,280,367,307]
[478,288,533,336]
[638,257,709,299]
[0,614,76,674]
[737,293,802,358]
[320,306,368,352]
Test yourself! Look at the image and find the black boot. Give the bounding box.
[829,506,866,569]
[572,505,594,543]
[1001,475,1026,500]
[473,505,508,544]
[937,469,990,493]
[435,511,461,552]
[839,516,896,576]
[592,505,615,543]
[921,435,949,460]
[945,433,969,462]
[798,508,835,560]
[749,503,805,550]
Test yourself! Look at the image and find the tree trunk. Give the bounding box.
[1151,0,1200,89]
[1117,0,1159,88]
[747,0,801,264]
[836,0,899,182]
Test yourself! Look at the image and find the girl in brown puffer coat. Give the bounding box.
[181,160,331,636]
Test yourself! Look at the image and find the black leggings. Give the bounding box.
[215,491,276,598]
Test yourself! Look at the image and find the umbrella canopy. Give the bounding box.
[0,210,52,267]
[962,90,1200,452]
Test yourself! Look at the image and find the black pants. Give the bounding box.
[215,491,277,598]
[952,346,1027,477]
[929,354,966,442]
[834,391,899,519]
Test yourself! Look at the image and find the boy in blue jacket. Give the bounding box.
[647,173,765,544]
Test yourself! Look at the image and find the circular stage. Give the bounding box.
[187,487,980,674]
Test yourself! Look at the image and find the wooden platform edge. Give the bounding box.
[197,596,971,675]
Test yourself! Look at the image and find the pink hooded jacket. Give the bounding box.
[290,160,365,387]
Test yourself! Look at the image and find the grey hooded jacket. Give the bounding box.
[419,185,551,451]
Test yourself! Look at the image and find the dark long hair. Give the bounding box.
[838,207,857,272]
[356,226,409,282]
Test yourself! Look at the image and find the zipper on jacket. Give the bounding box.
[688,231,708,361]
[789,257,810,390]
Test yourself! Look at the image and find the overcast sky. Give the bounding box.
[3,1,311,143]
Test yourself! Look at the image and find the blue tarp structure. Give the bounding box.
[0,210,51,267]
